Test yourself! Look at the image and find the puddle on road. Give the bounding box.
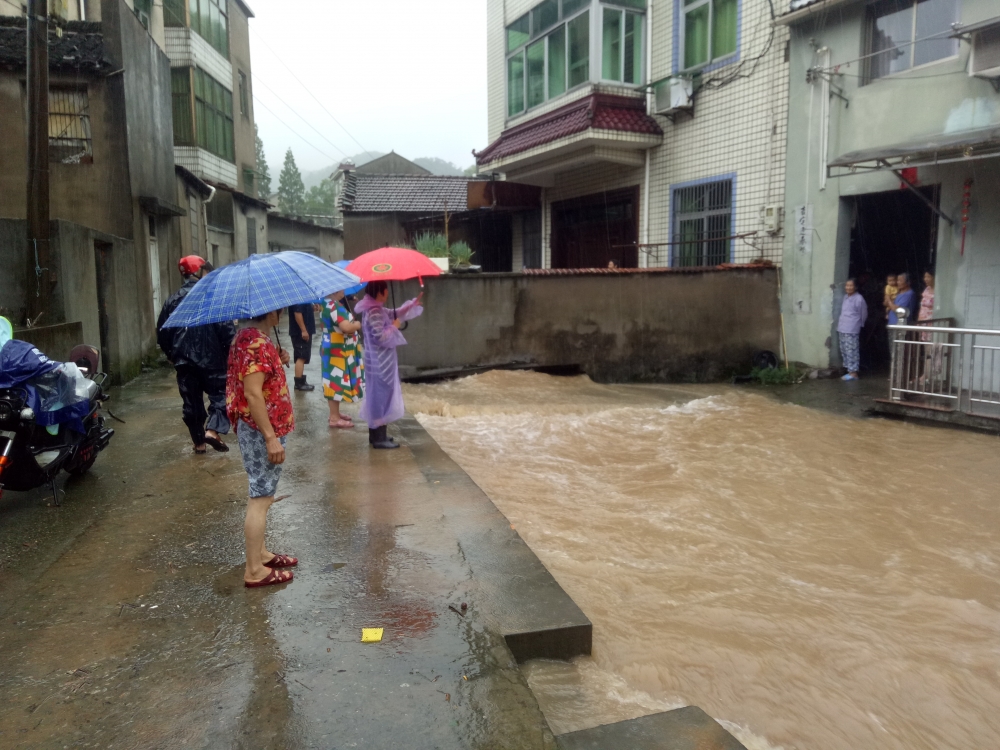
[406,370,1000,750]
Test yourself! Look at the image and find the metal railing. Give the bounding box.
[888,322,1000,417]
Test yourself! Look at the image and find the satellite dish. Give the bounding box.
[0,316,12,350]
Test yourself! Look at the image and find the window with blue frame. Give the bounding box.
[679,0,738,71]
[671,178,733,267]
[506,0,646,118]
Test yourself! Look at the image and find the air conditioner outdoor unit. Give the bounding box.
[654,77,693,116]
[969,23,1000,80]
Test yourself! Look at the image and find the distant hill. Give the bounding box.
[412,157,467,176]
[300,151,385,189]
[299,152,473,188]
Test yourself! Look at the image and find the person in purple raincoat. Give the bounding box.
[355,280,424,449]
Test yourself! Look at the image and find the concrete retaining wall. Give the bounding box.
[393,267,781,382]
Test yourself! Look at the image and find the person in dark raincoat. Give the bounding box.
[354,281,423,449]
[156,255,235,454]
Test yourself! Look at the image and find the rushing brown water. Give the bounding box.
[403,371,1000,750]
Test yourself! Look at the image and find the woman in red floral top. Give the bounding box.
[226,309,298,588]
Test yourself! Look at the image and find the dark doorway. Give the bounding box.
[94,241,113,376]
[848,185,938,371]
[522,210,542,269]
[551,187,639,269]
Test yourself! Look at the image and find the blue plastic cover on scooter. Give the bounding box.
[0,340,90,432]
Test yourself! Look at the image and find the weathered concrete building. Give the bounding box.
[0,0,183,381]
[267,213,344,264]
[0,0,266,381]
[477,0,789,271]
[778,0,1000,369]
[164,0,268,272]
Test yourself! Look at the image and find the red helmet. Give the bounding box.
[178,255,208,276]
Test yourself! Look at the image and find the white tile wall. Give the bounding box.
[485,0,789,268]
[174,146,239,188]
[164,27,233,88]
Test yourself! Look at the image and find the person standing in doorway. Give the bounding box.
[288,302,316,392]
[156,255,233,454]
[354,281,424,449]
[837,279,868,381]
[227,309,297,588]
[889,273,915,325]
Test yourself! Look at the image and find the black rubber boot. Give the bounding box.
[371,425,399,450]
[294,376,315,392]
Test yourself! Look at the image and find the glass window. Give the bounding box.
[190,0,229,58]
[163,0,185,26]
[562,0,588,15]
[672,179,732,267]
[238,71,249,117]
[243,167,255,196]
[568,10,590,88]
[531,0,558,36]
[507,14,530,52]
[603,8,644,83]
[682,0,737,70]
[602,8,622,81]
[526,39,547,108]
[605,0,645,7]
[623,12,643,83]
[171,68,194,145]
[548,25,567,98]
[193,68,235,162]
[868,0,957,80]
[508,53,525,116]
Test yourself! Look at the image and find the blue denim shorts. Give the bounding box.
[236,421,285,498]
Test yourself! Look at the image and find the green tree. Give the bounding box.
[277,148,305,215]
[255,124,272,199]
[304,178,336,215]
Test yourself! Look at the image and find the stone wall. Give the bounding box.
[392,267,780,382]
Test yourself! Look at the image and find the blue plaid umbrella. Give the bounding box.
[162,251,361,328]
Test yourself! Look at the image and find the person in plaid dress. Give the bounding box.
[320,291,364,429]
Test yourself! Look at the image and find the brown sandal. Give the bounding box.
[263,553,298,568]
[245,568,293,588]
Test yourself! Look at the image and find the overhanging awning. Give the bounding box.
[828,126,1000,177]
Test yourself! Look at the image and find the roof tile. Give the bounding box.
[476,94,663,166]
[339,174,473,214]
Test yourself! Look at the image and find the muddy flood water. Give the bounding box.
[403,371,1000,750]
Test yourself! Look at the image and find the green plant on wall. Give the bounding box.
[448,241,473,267]
[413,232,448,258]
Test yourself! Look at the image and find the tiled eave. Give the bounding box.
[475,93,662,169]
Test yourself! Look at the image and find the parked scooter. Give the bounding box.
[0,339,115,505]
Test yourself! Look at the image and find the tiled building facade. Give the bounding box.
[479,0,789,270]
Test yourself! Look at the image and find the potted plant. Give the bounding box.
[414,232,450,273]
[448,241,476,272]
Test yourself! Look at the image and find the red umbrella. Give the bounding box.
[344,247,442,286]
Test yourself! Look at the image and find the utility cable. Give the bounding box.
[252,94,341,164]
[249,25,368,155]
[252,75,350,159]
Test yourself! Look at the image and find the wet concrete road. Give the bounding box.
[0,359,556,750]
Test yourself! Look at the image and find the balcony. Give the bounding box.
[173,146,237,188]
[475,90,662,186]
[164,26,232,84]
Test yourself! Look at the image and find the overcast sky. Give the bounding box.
[249,0,488,177]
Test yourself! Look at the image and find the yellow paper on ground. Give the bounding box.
[361,628,383,643]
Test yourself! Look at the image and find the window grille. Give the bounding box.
[671,179,732,267]
[243,166,255,196]
[48,88,92,164]
[194,68,234,162]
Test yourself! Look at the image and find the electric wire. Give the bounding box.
[251,94,340,164]
[252,74,350,159]
[249,25,368,155]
